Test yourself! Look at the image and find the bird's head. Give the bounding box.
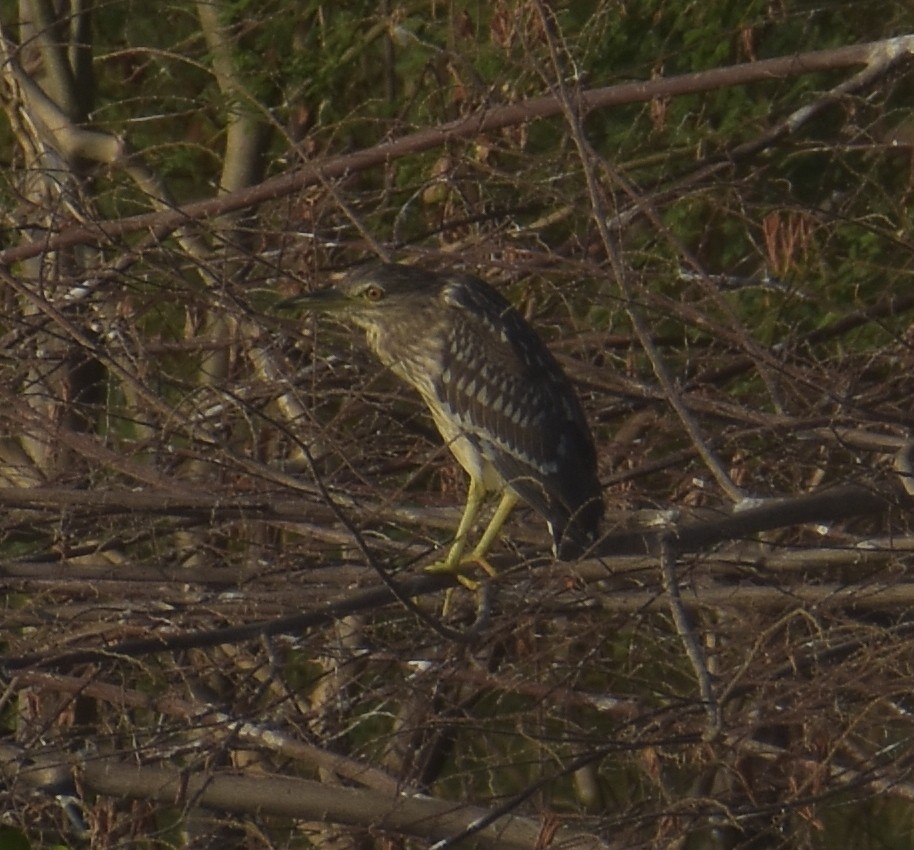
[276,264,443,331]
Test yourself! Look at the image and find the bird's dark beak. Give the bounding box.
[274,287,347,312]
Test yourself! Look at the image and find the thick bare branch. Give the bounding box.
[0,37,908,265]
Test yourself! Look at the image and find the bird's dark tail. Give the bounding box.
[551,496,603,560]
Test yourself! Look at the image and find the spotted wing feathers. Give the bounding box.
[435,273,602,554]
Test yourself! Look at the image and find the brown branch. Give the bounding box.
[0,23,123,165]
[595,482,896,558]
[659,539,720,735]
[0,37,908,267]
[0,571,457,671]
[79,758,611,850]
[533,0,748,501]
[13,672,407,794]
[0,482,898,671]
[0,739,609,850]
[586,580,914,614]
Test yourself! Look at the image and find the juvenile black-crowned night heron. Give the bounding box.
[280,263,603,574]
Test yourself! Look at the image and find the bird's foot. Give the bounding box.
[425,552,497,589]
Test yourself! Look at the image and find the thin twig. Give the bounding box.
[659,538,720,737]
[1,38,909,267]
[531,0,746,502]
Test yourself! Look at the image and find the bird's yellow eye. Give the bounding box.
[364,285,384,302]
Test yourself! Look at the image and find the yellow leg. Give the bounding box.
[425,476,487,576]
[467,490,518,575]
[425,484,518,588]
